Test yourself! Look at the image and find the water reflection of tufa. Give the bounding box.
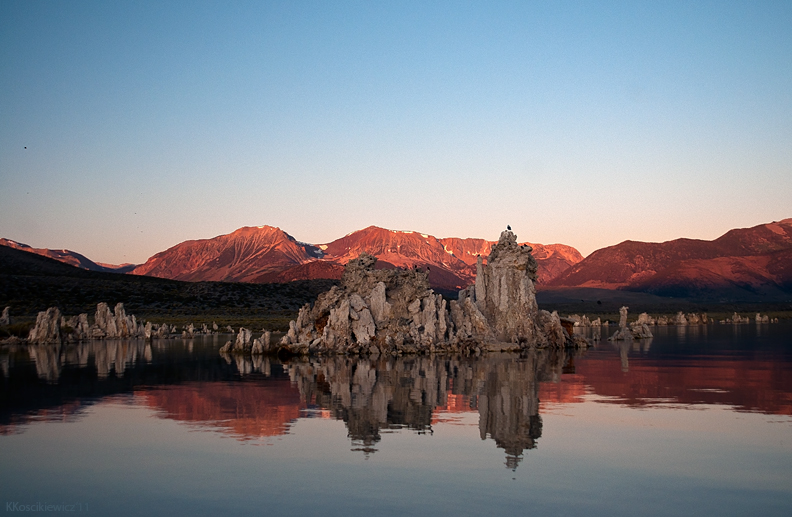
[275,351,572,468]
[608,338,653,373]
[220,351,272,377]
[20,340,153,382]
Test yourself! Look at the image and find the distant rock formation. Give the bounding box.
[91,302,145,339]
[276,230,587,355]
[609,306,652,341]
[608,307,632,341]
[219,328,273,355]
[727,312,751,324]
[565,310,730,330]
[630,319,653,339]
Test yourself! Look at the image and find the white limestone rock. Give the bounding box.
[251,331,271,355]
[367,282,392,326]
[630,312,654,339]
[618,306,629,328]
[93,302,117,338]
[630,323,653,339]
[28,307,62,344]
[472,231,540,344]
[65,313,91,341]
[610,306,633,341]
[234,328,253,352]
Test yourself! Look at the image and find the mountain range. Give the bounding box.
[131,225,583,291]
[3,219,791,301]
[548,218,792,300]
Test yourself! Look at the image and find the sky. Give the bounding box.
[1,1,790,265]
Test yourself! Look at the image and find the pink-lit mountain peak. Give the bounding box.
[131,225,320,283]
[321,226,451,264]
[315,226,583,287]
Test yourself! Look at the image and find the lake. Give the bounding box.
[1,323,791,516]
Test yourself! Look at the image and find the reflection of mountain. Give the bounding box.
[138,375,304,440]
[575,350,792,415]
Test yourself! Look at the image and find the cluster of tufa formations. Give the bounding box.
[258,230,588,356]
[5,303,223,345]
[568,310,780,333]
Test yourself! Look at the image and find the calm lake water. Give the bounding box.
[1,324,791,516]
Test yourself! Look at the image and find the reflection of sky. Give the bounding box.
[1,393,789,516]
[1,2,791,264]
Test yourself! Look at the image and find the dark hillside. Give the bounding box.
[0,244,337,328]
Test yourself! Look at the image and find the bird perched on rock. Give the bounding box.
[507,225,511,231]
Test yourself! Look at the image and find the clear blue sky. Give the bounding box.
[1,0,790,264]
